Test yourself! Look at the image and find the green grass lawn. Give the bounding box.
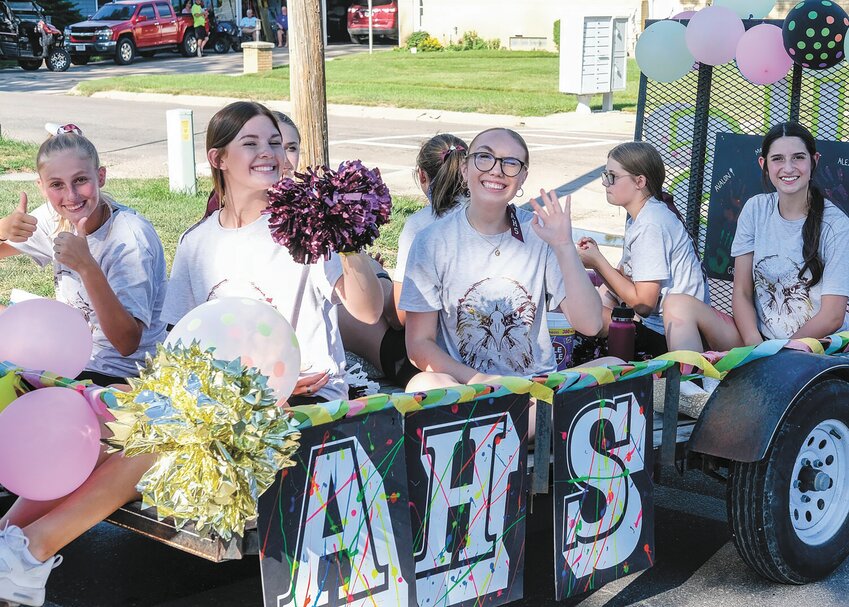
[75,51,640,116]
[0,178,423,304]
[0,137,39,173]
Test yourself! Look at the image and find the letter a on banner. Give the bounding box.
[553,376,654,600]
[404,393,530,607]
[258,408,415,607]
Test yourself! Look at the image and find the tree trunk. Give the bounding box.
[288,0,329,168]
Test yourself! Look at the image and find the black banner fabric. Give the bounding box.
[553,376,654,600]
[404,393,531,607]
[258,408,415,607]
[704,132,849,280]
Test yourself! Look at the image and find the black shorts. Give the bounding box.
[287,394,328,406]
[195,25,207,40]
[76,370,128,387]
[379,327,419,387]
[635,322,668,359]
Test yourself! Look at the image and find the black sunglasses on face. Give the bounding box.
[469,152,527,177]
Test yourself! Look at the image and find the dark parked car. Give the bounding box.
[346,0,397,44]
[0,0,70,70]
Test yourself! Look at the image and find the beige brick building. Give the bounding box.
[396,0,798,52]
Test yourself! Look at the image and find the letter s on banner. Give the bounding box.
[553,376,654,600]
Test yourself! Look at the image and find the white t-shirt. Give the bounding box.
[10,202,167,377]
[394,199,465,283]
[619,198,707,334]
[731,193,849,339]
[161,212,348,401]
[399,206,567,376]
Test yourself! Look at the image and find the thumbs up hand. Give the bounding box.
[0,192,38,243]
[54,212,95,272]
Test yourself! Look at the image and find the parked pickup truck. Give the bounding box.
[64,0,199,65]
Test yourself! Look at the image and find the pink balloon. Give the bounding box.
[672,10,696,19]
[736,24,793,85]
[0,299,92,378]
[0,387,101,500]
[686,6,745,65]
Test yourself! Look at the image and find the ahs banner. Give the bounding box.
[553,376,654,600]
[258,408,415,607]
[404,393,530,607]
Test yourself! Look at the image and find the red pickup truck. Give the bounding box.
[64,0,201,65]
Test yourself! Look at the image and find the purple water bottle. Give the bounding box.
[608,305,636,362]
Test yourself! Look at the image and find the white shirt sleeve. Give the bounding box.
[398,231,442,312]
[628,221,671,282]
[161,233,197,326]
[819,209,849,297]
[731,195,759,258]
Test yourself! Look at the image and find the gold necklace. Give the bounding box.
[466,209,507,256]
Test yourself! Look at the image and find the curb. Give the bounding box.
[80,90,636,133]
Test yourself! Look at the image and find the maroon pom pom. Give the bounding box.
[264,160,392,264]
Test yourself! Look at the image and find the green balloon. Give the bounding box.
[636,20,694,83]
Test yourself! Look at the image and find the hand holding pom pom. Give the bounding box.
[264,160,392,264]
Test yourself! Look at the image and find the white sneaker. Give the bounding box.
[0,525,62,607]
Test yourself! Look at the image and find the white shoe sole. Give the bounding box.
[0,580,45,607]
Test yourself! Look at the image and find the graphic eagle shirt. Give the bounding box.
[730,193,849,339]
[399,206,567,376]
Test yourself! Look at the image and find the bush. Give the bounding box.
[417,36,443,52]
[447,31,500,51]
[405,30,431,50]
[553,19,560,52]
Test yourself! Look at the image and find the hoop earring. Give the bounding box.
[516,187,524,198]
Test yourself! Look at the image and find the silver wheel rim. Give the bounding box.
[51,52,68,70]
[789,418,849,545]
[120,42,132,61]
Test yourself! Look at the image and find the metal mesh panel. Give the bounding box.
[636,19,849,315]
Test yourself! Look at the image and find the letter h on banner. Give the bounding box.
[404,393,530,607]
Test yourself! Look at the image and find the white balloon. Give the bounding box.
[166,297,301,403]
[636,20,695,83]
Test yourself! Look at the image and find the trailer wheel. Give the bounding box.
[728,378,849,583]
[18,58,42,70]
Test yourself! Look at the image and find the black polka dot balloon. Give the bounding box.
[782,0,849,69]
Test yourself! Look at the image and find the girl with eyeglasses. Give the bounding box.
[338,133,468,388]
[663,122,849,355]
[0,125,167,607]
[399,127,604,391]
[577,141,707,357]
[0,124,168,386]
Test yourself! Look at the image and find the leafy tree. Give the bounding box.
[38,0,84,29]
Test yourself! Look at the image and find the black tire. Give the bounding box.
[18,58,42,70]
[46,48,71,72]
[350,34,365,44]
[212,36,229,54]
[728,378,849,584]
[70,55,89,65]
[114,37,135,65]
[231,38,241,52]
[179,31,197,57]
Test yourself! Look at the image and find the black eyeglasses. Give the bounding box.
[469,152,527,177]
[600,170,632,186]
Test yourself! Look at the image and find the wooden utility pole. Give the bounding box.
[288,0,329,168]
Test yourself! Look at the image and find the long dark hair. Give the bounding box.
[760,122,824,287]
[206,101,281,208]
[415,133,468,217]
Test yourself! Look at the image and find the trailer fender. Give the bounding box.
[688,350,849,462]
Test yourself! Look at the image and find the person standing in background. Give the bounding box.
[191,0,208,57]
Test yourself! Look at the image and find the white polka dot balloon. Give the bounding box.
[165,297,301,404]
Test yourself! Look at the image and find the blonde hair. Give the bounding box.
[37,132,115,235]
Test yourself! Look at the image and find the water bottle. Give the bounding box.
[608,305,636,362]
